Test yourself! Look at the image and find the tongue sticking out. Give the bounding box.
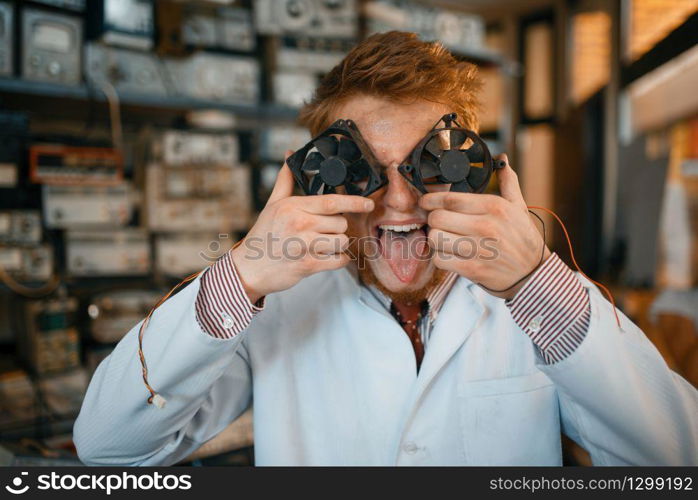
[380,229,430,283]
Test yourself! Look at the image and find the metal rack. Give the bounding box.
[0,77,300,124]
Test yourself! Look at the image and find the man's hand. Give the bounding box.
[231,153,374,303]
[419,154,550,300]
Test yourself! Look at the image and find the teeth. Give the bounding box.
[378,223,424,233]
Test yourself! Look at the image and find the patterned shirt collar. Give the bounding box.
[365,272,459,322]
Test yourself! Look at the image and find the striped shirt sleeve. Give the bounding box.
[505,252,591,364]
[195,250,265,339]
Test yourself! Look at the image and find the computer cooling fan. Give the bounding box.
[286,119,387,196]
[398,113,506,194]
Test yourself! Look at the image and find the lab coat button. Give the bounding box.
[528,315,543,332]
[403,442,418,454]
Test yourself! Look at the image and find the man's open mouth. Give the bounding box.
[374,222,431,283]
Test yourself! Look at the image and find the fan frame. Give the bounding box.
[398,113,499,195]
[286,119,388,196]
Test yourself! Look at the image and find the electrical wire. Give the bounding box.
[0,263,60,298]
[478,210,547,294]
[138,239,246,407]
[98,80,124,152]
[478,205,620,328]
[138,270,201,408]
[527,205,621,328]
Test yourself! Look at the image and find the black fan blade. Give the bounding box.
[302,152,323,172]
[424,136,443,159]
[337,138,361,162]
[345,182,362,195]
[348,160,370,181]
[463,142,485,163]
[309,174,324,194]
[451,180,473,193]
[314,136,338,158]
[419,155,441,178]
[422,148,440,164]
[449,130,467,149]
[466,164,489,191]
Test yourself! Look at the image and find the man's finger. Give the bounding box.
[495,154,526,208]
[307,214,349,234]
[428,209,494,236]
[432,249,470,273]
[267,151,296,204]
[420,191,497,214]
[302,194,374,215]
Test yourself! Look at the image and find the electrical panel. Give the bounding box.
[254,0,358,39]
[88,290,161,343]
[65,229,150,277]
[0,211,42,245]
[183,6,256,52]
[87,0,154,51]
[84,43,168,96]
[21,8,83,86]
[42,184,133,229]
[165,53,260,103]
[155,233,234,276]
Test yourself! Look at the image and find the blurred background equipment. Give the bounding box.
[65,229,150,277]
[145,130,251,232]
[0,2,13,77]
[20,296,80,375]
[254,0,358,38]
[29,144,123,185]
[86,0,155,51]
[42,183,133,229]
[84,43,169,96]
[365,0,485,56]
[0,0,695,467]
[0,111,26,189]
[154,232,234,276]
[164,52,260,102]
[181,3,256,52]
[31,0,85,12]
[0,211,42,245]
[0,364,38,430]
[88,289,161,343]
[0,245,53,282]
[21,7,83,86]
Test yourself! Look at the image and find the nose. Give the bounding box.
[381,165,420,212]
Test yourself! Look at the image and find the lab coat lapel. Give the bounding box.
[353,270,487,394]
[413,277,486,401]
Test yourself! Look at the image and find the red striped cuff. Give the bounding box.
[195,250,265,339]
[506,252,591,364]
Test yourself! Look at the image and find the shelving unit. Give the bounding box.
[0,77,300,125]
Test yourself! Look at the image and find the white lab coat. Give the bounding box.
[73,267,698,465]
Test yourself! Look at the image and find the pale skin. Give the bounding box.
[232,95,550,303]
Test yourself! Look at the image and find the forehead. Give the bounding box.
[332,95,450,166]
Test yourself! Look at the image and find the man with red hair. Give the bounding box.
[75,32,698,466]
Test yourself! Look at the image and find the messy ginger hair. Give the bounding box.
[299,31,482,136]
